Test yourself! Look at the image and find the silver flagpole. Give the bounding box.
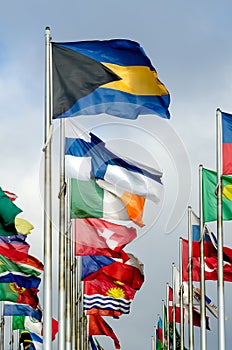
[162,299,165,348]
[166,283,170,350]
[9,317,13,350]
[58,118,66,350]
[66,179,72,350]
[43,26,53,350]
[199,164,207,350]
[72,255,77,350]
[153,325,157,350]
[0,302,5,350]
[179,238,184,350]
[172,263,176,350]
[77,256,82,350]
[216,108,225,350]
[187,207,194,350]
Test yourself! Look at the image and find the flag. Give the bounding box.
[84,279,136,315]
[0,187,22,236]
[4,302,42,321]
[202,168,232,222]
[182,237,232,282]
[0,233,30,254]
[156,316,163,350]
[65,132,163,203]
[20,331,43,350]
[88,314,120,349]
[15,217,34,235]
[0,282,39,308]
[193,287,218,318]
[74,218,136,258]
[52,39,170,120]
[169,322,188,350]
[0,244,44,270]
[13,316,58,341]
[168,284,210,329]
[19,330,36,350]
[30,332,43,349]
[0,254,41,288]
[81,253,144,290]
[71,178,145,227]
[3,190,17,201]
[89,336,104,350]
[222,111,232,175]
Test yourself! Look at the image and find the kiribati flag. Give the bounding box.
[222,111,232,174]
[52,39,170,120]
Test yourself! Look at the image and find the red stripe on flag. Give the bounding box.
[222,143,232,175]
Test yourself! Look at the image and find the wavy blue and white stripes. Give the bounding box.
[84,294,132,314]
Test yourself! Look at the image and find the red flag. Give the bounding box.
[41,318,58,340]
[82,253,144,290]
[3,190,17,201]
[88,315,120,349]
[84,279,136,316]
[168,285,210,329]
[182,238,232,282]
[74,218,136,258]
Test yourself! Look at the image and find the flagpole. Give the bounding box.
[172,263,176,350]
[66,179,72,350]
[162,299,165,348]
[77,256,82,350]
[72,256,77,350]
[9,317,13,350]
[199,164,207,350]
[216,108,225,350]
[43,26,53,350]
[166,283,170,350]
[0,302,4,350]
[58,118,67,350]
[188,207,194,350]
[179,238,184,350]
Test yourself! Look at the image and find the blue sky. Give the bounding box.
[1,1,232,348]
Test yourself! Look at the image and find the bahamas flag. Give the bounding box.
[52,39,170,120]
[222,111,232,175]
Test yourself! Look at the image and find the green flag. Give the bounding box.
[202,168,232,222]
[0,187,22,236]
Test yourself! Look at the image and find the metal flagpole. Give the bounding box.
[0,302,5,350]
[162,300,165,348]
[187,207,194,350]
[77,256,82,350]
[179,238,184,350]
[172,263,176,350]
[153,325,157,350]
[72,255,77,350]
[166,283,170,350]
[43,26,53,350]
[216,108,226,350]
[199,164,207,350]
[58,118,67,350]
[9,317,13,350]
[66,179,72,350]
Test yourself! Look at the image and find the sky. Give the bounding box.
[1,0,232,349]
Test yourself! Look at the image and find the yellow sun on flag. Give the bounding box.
[106,287,125,299]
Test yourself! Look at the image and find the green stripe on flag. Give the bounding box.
[12,315,26,330]
[202,168,232,222]
[71,179,104,218]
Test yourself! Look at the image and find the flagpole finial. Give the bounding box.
[45,26,50,31]
[217,107,221,113]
